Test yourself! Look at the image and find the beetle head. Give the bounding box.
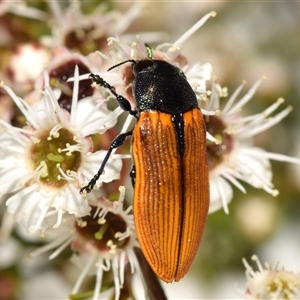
[132,60,154,76]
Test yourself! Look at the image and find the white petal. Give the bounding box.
[76,98,112,126]
[209,175,233,214]
[237,147,273,185]
[79,104,123,137]
[0,166,31,196]
[6,184,53,232]
[0,130,28,154]
[81,152,123,186]
[51,184,91,217]
[185,61,212,79]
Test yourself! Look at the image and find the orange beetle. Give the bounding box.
[80,47,209,282]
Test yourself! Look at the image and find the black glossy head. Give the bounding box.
[131,60,198,114]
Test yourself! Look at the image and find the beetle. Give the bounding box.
[80,46,209,283]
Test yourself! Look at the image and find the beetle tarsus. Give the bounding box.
[79,185,92,194]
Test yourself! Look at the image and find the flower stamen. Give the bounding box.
[173,11,217,46]
[34,161,49,179]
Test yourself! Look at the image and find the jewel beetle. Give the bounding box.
[80,46,209,283]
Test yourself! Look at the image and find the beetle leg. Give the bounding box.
[89,73,137,118]
[130,165,136,187]
[80,130,133,194]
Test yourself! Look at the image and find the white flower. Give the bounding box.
[6,43,50,92]
[23,45,103,108]
[0,66,129,233]
[81,11,215,106]
[43,1,143,55]
[241,255,300,299]
[203,78,300,214]
[30,186,146,300]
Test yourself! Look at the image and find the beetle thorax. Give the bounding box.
[132,60,199,114]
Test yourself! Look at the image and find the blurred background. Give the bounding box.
[1,1,300,299]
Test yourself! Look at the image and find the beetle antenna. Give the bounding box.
[145,43,153,60]
[107,59,135,72]
[89,73,137,117]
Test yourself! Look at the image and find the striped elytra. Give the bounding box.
[132,108,209,282]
